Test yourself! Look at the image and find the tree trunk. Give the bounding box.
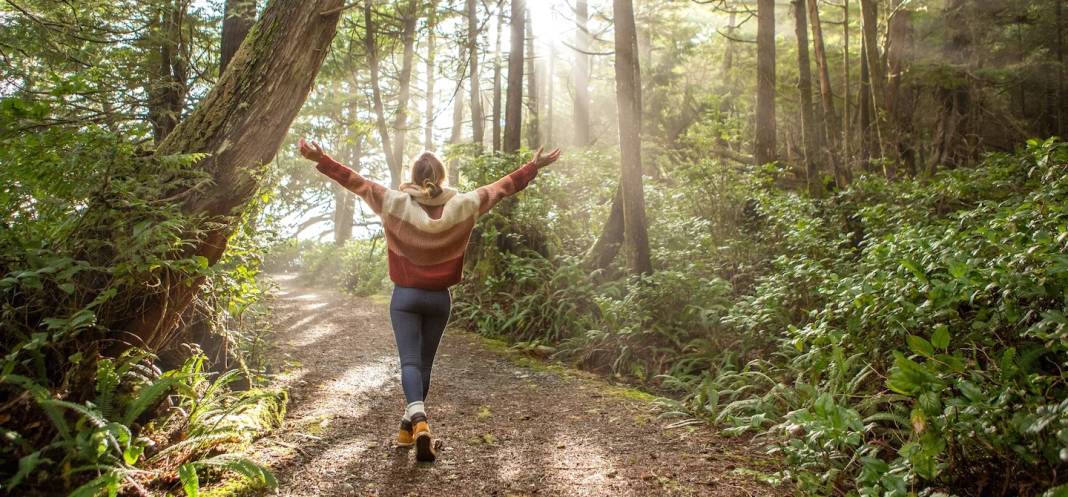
[842,0,851,170]
[807,0,842,184]
[503,0,525,153]
[365,3,397,185]
[424,0,438,151]
[122,0,344,351]
[525,8,539,148]
[584,184,624,271]
[858,36,873,170]
[492,3,504,152]
[392,2,419,182]
[146,1,190,143]
[334,135,364,245]
[467,0,485,149]
[929,0,972,172]
[793,0,820,195]
[573,0,591,147]
[859,0,892,166]
[613,0,652,275]
[448,79,465,185]
[754,0,777,165]
[220,0,256,73]
[886,0,915,173]
[546,42,555,144]
[1057,0,1065,136]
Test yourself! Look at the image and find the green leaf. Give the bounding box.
[907,335,935,358]
[179,464,200,497]
[931,325,950,351]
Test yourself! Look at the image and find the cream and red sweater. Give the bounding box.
[315,155,539,290]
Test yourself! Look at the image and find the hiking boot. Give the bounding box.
[397,419,414,447]
[410,413,436,462]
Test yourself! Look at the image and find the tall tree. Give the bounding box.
[146,1,190,142]
[424,0,438,151]
[807,0,841,179]
[220,0,256,73]
[492,2,504,152]
[366,1,417,187]
[573,0,591,146]
[886,0,915,172]
[525,8,539,148]
[123,0,345,350]
[365,3,397,185]
[503,0,525,152]
[793,0,819,194]
[467,0,485,148]
[448,79,466,185]
[220,0,255,73]
[754,0,777,165]
[392,2,419,179]
[859,0,890,164]
[613,0,652,274]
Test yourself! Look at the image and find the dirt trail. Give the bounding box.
[246,274,788,496]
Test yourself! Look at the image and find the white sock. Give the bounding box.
[405,401,425,420]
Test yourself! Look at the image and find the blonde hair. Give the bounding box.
[409,151,447,197]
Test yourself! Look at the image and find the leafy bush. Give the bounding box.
[448,139,1068,496]
[0,110,282,494]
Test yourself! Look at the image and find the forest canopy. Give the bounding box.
[1,0,1067,495]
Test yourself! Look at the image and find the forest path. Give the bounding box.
[245,274,788,496]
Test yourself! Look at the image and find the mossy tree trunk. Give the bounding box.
[121,0,344,351]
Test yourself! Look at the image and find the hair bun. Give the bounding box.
[422,178,443,197]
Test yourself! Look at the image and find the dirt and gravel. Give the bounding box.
[244,273,790,496]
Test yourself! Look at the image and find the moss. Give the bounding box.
[469,330,664,405]
[202,477,262,497]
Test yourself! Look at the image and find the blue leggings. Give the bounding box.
[389,286,452,403]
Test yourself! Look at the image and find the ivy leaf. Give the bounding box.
[931,325,950,351]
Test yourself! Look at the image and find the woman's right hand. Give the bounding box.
[298,138,325,162]
[530,146,562,170]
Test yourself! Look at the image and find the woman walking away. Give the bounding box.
[298,139,562,462]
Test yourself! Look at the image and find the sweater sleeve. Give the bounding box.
[315,154,386,214]
[475,161,539,216]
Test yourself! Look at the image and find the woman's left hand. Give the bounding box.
[298,138,326,162]
[530,146,562,170]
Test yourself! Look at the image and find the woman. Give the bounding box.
[298,138,561,462]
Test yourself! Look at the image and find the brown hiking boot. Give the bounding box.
[410,413,436,462]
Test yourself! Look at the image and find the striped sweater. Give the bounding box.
[315,155,539,290]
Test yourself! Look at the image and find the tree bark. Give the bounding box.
[546,42,555,144]
[122,0,344,351]
[220,0,256,73]
[858,36,873,169]
[793,0,819,195]
[584,184,624,271]
[613,0,652,275]
[503,0,525,153]
[146,0,190,143]
[467,0,485,149]
[392,2,419,182]
[492,2,504,152]
[365,3,397,185]
[424,0,438,151]
[334,135,364,245]
[807,0,841,182]
[859,0,892,166]
[886,0,915,173]
[448,78,465,185]
[525,8,539,148]
[842,0,851,170]
[754,0,777,165]
[573,0,591,147]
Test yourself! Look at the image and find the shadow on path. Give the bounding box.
[244,273,790,496]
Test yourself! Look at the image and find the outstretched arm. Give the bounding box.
[476,146,562,216]
[299,138,387,214]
